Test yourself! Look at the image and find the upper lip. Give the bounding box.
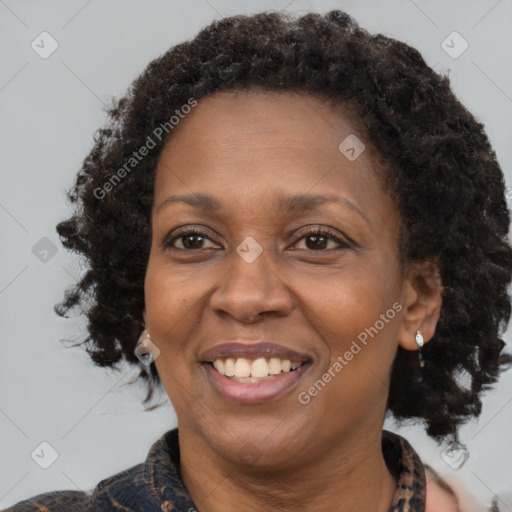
[200,341,313,363]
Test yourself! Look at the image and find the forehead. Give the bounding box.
[153,90,394,226]
[162,90,364,154]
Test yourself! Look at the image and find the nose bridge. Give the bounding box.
[210,241,293,321]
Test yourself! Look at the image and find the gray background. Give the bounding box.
[1,0,511,510]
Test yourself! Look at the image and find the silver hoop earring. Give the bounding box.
[138,329,151,344]
[415,330,425,368]
[134,329,158,366]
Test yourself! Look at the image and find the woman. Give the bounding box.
[4,9,511,512]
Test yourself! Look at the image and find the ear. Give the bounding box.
[397,259,443,350]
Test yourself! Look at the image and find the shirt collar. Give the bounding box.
[382,430,426,511]
[145,428,426,511]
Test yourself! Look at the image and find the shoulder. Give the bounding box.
[1,489,92,512]
[3,428,195,512]
[1,462,159,512]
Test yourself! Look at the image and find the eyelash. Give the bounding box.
[162,226,350,252]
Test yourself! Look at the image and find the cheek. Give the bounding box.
[144,248,210,327]
[145,256,206,411]
[294,260,401,414]
[143,254,202,369]
[296,256,401,344]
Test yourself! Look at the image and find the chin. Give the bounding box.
[197,417,314,470]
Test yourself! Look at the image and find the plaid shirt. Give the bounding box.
[2,429,426,511]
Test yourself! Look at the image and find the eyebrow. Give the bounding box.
[278,194,370,226]
[156,193,220,213]
[155,193,371,227]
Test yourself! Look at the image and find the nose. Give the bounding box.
[209,249,294,323]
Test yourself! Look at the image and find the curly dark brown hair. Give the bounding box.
[55,9,512,442]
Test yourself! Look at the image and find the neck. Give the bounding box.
[179,425,397,512]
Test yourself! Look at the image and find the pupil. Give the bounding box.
[183,235,203,249]
[307,234,327,250]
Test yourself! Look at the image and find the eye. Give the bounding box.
[293,227,350,251]
[162,228,220,251]
[162,226,350,252]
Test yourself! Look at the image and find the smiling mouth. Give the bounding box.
[207,357,310,383]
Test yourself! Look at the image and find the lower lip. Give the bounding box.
[202,363,312,405]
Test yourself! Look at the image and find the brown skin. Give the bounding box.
[143,90,443,511]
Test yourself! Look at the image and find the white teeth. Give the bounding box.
[234,358,251,378]
[268,358,282,375]
[211,357,304,379]
[213,359,224,374]
[281,360,291,372]
[251,357,269,378]
[224,358,236,376]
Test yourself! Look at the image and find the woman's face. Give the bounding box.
[144,90,417,468]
